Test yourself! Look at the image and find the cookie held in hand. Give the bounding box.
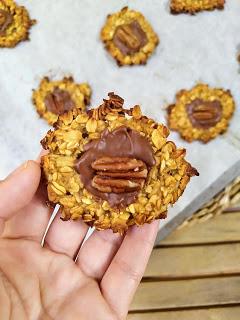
[101,7,159,66]
[41,93,198,233]
[170,0,225,14]
[0,0,36,48]
[167,83,235,143]
[32,77,91,125]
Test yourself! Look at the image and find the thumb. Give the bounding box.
[0,160,41,235]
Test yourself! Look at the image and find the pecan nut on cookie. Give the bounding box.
[100,7,159,66]
[170,0,225,14]
[237,52,240,64]
[32,77,91,125]
[167,83,235,143]
[41,93,199,234]
[0,0,36,48]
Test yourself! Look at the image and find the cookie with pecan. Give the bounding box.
[237,52,240,64]
[41,93,198,234]
[167,84,235,143]
[170,0,225,14]
[0,0,36,48]
[100,7,159,66]
[32,77,91,125]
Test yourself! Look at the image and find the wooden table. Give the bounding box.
[128,208,240,319]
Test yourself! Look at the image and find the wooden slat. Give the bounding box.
[160,212,240,246]
[144,243,240,278]
[128,306,240,320]
[130,276,240,311]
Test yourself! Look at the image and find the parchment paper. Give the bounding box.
[0,0,240,241]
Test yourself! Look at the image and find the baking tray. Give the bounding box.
[0,0,239,242]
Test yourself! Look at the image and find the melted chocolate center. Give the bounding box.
[0,9,13,36]
[186,98,222,129]
[44,87,75,115]
[113,20,148,56]
[75,126,155,208]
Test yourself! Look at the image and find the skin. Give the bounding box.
[0,159,159,320]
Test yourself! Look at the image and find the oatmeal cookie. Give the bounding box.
[167,83,235,143]
[100,7,159,66]
[0,0,36,48]
[32,76,91,125]
[41,93,198,234]
[170,0,225,14]
[237,52,240,64]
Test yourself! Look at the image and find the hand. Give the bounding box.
[0,159,159,320]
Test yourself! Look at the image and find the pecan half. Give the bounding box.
[0,9,13,36]
[186,99,222,129]
[113,20,148,55]
[91,157,147,193]
[44,87,75,115]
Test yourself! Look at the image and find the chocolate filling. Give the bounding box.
[0,9,13,36]
[186,98,222,129]
[113,20,148,56]
[75,126,155,208]
[44,87,75,115]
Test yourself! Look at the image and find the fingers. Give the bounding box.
[2,177,53,242]
[77,230,123,280]
[101,221,159,320]
[43,211,89,259]
[0,161,41,236]
[39,146,89,258]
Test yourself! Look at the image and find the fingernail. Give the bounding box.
[8,161,29,178]
[23,161,29,169]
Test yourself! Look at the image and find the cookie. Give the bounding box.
[237,53,240,64]
[0,0,36,48]
[100,7,159,66]
[41,93,198,234]
[32,77,91,125]
[170,0,225,14]
[167,83,235,143]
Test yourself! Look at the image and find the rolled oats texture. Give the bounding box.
[0,0,36,48]
[100,7,159,66]
[0,0,240,238]
[167,83,235,143]
[41,94,199,233]
[170,0,225,14]
[32,76,91,125]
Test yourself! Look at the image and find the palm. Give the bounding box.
[0,239,115,319]
[0,160,158,320]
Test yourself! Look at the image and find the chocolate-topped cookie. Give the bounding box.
[170,0,225,14]
[75,127,156,208]
[41,93,198,234]
[32,77,91,125]
[100,7,159,66]
[0,0,36,48]
[167,84,235,143]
